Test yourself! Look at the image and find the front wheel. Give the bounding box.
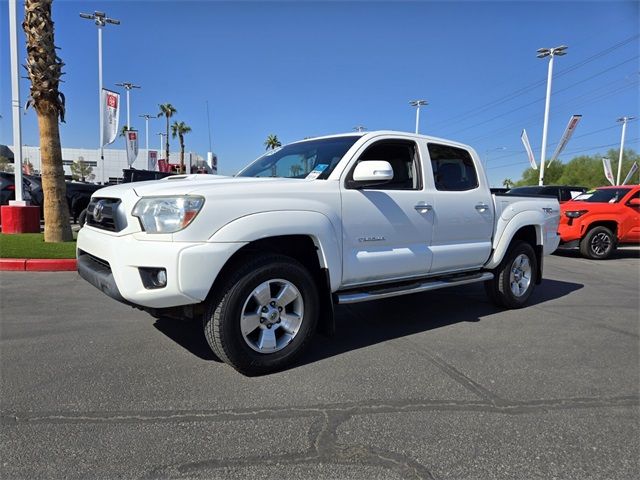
[485,241,538,309]
[203,254,319,376]
[579,226,616,260]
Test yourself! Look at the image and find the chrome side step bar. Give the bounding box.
[336,272,494,305]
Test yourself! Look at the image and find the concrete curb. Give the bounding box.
[0,258,77,272]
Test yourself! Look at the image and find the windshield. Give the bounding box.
[574,188,630,203]
[236,136,360,179]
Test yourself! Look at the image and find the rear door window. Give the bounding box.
[428,143,479,191]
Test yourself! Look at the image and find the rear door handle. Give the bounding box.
[414,203,433,213]
[475,203,489,212]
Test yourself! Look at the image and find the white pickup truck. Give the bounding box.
[77,131,561,375]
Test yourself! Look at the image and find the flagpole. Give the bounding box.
[8,0,24,203]
[98,26,104,184]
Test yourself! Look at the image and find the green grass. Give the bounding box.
[0,233,76,259]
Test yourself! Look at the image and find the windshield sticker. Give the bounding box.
[305,164,329,180]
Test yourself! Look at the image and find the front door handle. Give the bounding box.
[475,203,490,212]
[414,203,433,213]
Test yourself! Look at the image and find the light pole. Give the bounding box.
[157,133,166,158]
[616,116,635,185]
[536,45,567,186]
[140,114,158,151]
[116,82,141,129]
[409,100,428,134]
[140,114,158,169]
[80,11,120,184]
[8,0,24,203]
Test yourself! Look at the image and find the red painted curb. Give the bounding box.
[0,258,77,271]
[0,259,27,271]
[26,259,77,271]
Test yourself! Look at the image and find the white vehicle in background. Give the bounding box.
[77,131,561,375]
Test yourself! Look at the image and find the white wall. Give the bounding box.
[8,145,209,183]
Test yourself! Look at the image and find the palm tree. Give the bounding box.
[503,178,514,189]
[23,0,72,242]
[158,103,177,162]
[171,121,192,173]
[119,125,129,137]
[264,134,281,151]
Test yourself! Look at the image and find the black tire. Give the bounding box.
[579,226,616,260]
[78,208,87,227]
[485,241,538,309]
[203,254,319,376]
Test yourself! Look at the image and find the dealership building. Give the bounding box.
[0,144,217,184]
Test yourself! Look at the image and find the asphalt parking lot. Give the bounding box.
[1,248,638,480]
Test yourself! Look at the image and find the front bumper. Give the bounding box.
[558,220,583,244]
[77,251,132,306]
[77,226,245,309]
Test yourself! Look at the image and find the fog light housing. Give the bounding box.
[139,267,167,289]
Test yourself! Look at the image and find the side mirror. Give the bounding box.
[349,161,394,188]
[627,197,640,207]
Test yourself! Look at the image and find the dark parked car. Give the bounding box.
[507,185,588,203]
[0,172,101,223]
[121,168,175,183]
[1,171,18,206]
[0,172,42,205]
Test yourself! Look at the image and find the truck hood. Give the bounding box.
[91,175,312,199]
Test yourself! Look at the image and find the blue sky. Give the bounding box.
[1,0,638,185]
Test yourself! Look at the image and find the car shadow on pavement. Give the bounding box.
[297,278,584,368]
[553,247,640,260]
[153,317,221,362]
[150,278,583,368]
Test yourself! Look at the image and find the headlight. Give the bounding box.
[132,196,205,233]
[565,210,587,218]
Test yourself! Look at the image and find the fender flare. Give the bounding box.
[485,211,544,269]
[209,210,342,291]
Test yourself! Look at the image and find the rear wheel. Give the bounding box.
[579,226,616,260]
[485,241,537,309]
[203,254,318,376]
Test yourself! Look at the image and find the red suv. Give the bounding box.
[559,185,640,259]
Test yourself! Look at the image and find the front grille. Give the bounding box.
[86,198,126,232]
[78,250,112,273]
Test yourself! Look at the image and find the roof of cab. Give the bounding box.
[290,130,476,151]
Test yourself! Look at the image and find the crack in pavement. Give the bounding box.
[2,394,637,426]
[141,410,437,480]
[2,400,638,480]
[3,309,637,479]
[391,338,509,407]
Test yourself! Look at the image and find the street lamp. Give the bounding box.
[8,0,24,203]
[140,114,159,149]
[116,82,141,129]
[409,100,428,134]
[157,132,167,158]
[139,114,159,168]
[616,116,635,185]
[536,44,567,186]
[80,10,120,184]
